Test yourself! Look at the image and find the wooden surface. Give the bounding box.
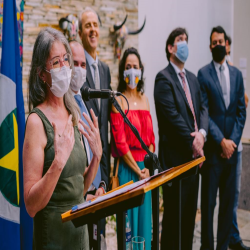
[61,156,205,223]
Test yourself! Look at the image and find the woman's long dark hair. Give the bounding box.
[117,47,145,94]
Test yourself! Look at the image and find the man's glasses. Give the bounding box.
[47,53,71,72]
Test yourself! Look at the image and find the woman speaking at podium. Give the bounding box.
[23,27,102,249]
[110,47,155,250]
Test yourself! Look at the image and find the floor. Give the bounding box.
[105,206,250,249]
[193,208,250,249]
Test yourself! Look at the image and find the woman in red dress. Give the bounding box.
[110,47,155,249]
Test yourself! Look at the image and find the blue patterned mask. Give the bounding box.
[174,41,189,63]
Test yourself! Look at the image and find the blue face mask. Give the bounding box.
[174,41,189,63]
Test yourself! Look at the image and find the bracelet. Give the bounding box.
[99,181,107,192]
[100,186,106,194]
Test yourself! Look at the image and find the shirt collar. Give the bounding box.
[70,88,81,96]
[213,59,227,70]
[170,61,186,75]
[85,49,98,66]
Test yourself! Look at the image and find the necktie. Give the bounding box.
[74,94,101,189]
[92,62,100,108]
[179,72,198,132]
[219,65,229,109]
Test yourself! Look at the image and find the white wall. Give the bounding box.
[138,0,234,154]
[233,0,250,140]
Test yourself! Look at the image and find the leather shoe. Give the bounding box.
[229,241,250,250]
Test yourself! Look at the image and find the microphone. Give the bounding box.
[82,86,120,101]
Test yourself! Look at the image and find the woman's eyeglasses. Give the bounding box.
[47,53,71,72]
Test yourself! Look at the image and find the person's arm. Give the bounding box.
[145,96,155,153]
[95,145,108,195]
[111,98,149,179]
[245,92,249,108]
[78,110,102,195]
[190,78,209,157]
[229,72,246,146]
[154,72,194,151]
[23,114,75,217]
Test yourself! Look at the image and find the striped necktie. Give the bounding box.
[219,65,229,108]
[179,72,198,132]
[92,62,101,108]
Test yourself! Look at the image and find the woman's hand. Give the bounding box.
[52,114,75,169]
[78,109,102,160]
[139,168,150,180]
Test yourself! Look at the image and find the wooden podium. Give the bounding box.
[62,156,205,249]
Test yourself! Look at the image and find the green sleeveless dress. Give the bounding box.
[30,108,89,250]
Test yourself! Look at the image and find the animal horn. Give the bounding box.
[113,15,128,31]
[97,13,102,27]
[128,17,146,35]
[59,17,71,30]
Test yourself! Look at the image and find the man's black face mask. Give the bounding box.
[211,45,226,63]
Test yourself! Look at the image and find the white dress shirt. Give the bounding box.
[213,60,230,108]
[85,49,99,85]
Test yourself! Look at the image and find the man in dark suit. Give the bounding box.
[69,40,104,201]
[78,7,111,245]
[197,26,246,250]
[225,36,249,250]
[78,7,111,197]
[154,27,208,250]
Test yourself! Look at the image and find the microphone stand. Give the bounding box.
[110,95,163,176]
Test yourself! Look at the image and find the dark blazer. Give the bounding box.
[154,63,208,170]
[82,59,112,187]
[197,61,246,165]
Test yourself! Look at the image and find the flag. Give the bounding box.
[0,0,33,249]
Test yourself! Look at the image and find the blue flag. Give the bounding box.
[0,0,33,249]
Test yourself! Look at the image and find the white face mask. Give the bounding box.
[71,67,87,92]
[49,66,72,97]
[123,68,142,89]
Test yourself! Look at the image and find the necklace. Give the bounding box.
[124,92,139,107]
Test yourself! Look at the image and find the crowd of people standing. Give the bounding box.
[23,6,248,250]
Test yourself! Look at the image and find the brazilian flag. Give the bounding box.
[0,0,32,249]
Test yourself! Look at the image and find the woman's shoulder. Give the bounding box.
[111,95,124,113]
[140,93,150,111]
[25,111,46,146]
[26,111,44,135]
[27,105,51,134]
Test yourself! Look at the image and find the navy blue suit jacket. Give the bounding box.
[154,63,208,169]
[197,61,246,165]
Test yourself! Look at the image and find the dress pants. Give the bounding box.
[200,161,237,250]
[161,173,199,250]
[229,151,242,244]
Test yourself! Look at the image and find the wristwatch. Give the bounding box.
[199,129,207,142]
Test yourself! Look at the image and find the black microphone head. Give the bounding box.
[82,86,90,101]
